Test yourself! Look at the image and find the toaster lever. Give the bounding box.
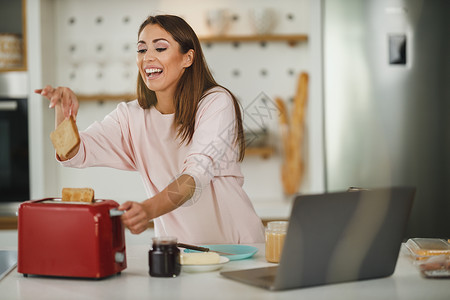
[109,208,125,217]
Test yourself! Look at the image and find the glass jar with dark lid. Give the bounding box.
[148,236,181,277]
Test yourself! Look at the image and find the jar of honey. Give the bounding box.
[265,221,288,263]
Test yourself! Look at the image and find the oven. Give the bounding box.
[0,71,29,207]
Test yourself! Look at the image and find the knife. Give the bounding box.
[176,243,234,256]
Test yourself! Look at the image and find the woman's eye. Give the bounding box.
[137,49,147,54]
[156,48,166,52]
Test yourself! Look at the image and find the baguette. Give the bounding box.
[62,188,95,202]
[50,116,80,159]
[278,72,309,195]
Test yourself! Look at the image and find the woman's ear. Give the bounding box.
[184,50,194,68]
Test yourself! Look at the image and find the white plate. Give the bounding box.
[181,256,229,273]
[183,244,258,261]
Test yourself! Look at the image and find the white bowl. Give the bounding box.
[249,8,278,35]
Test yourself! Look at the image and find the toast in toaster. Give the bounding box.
[50,116,80,159]
[62,188,95,202]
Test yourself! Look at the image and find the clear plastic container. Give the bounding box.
[265,221,288,263]
[405,238,450,278]
[405,238,450,260]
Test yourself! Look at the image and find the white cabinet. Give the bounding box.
[0,0,27,72]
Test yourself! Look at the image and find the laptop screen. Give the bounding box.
[274,187,415,289]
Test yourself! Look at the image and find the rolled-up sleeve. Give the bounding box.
[60,102,137,171]
[181,90,241,190]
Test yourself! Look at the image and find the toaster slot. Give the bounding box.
[39,199,105,204]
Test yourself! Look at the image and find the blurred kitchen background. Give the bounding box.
[0,0,448,238]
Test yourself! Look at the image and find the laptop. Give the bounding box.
[0,250,17,281]
[220,186,415,291]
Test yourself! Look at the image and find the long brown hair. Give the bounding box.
[136,15,245,161]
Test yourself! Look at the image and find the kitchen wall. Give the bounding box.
[27,0,325,219]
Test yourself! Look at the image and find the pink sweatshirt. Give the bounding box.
[61,87,265,244]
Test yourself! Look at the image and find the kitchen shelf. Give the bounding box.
[76,97,273,159]
[245,146,275,159]
[0,66,27,73]
[77,93,136,102]
[74,34,308,102]
[80,93,277,160]
[73,94,277,160]
[0,0,27,72]
[0,216,18,230]
[199,34,308,46]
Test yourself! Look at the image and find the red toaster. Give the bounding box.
[17,198,127,279]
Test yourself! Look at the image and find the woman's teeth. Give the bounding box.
[145,68,163,77]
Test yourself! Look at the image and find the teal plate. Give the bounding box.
[183,244,258,261]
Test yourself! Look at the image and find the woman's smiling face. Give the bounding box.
[136,24,193,98]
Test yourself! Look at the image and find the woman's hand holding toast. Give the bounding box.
[35,85,79,127]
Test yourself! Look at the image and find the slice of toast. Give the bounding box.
[62,188,95,202]
[50,116,80,159]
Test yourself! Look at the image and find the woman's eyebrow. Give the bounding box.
[137,38,169,45]
[152,38,169,44]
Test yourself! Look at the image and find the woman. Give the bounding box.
[36,15,265,244]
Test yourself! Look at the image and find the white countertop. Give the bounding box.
[1,230,449,300]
